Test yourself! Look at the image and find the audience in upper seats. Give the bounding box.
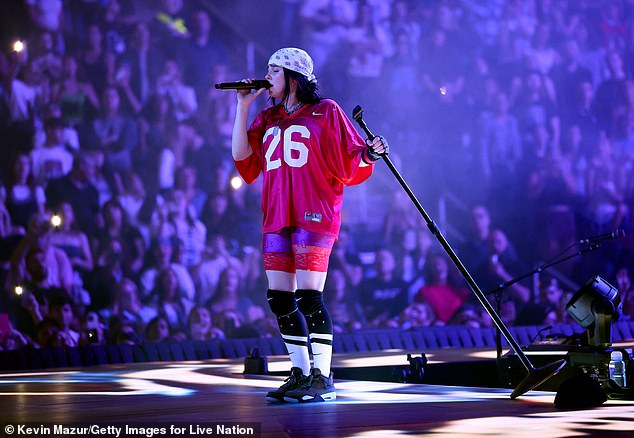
[3,0,634,353]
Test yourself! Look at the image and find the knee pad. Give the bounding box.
[267,289,306,336]
[296,289,333,334]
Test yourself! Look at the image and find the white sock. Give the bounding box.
[282,334,311,375]
[309,333,333,376]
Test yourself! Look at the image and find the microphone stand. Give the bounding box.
[487,241,602,359]
[352,105,566,399]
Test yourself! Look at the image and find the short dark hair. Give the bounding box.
[282,68,321,105]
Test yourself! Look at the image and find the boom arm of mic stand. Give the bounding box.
[488,242,600,299]
[487,242,600,359]
[352,105,566,399]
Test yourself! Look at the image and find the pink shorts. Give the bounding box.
[262,227,335,273]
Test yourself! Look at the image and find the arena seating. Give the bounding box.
[2,322,633,372]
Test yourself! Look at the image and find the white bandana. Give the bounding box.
[268,47,316,82]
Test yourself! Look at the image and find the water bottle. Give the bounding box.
[608,351,627,387]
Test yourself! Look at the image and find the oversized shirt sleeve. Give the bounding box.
[322,100,374,186]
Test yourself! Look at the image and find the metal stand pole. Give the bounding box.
[353,105,566,398]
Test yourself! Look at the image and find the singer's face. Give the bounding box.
[266,65,285,98]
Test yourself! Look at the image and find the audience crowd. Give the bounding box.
[1,0,634,352]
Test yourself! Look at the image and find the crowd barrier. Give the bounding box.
[2,322,633,372]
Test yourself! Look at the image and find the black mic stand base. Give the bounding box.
[510,359,567,399]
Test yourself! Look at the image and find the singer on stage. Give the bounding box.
[230,47,388,403]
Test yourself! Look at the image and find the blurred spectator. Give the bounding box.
[154,188,206,269]
[187,305,224,341]
[173,165,206,219]
[593,49,630,138]
[195,63,236,151]
[93,199,145,279]
[343,1,389,110]
[155,58,197,122]
[80,86,138,193]
[87,236,125,310]
[392,227,433,300]
[152,266,193,335]
[48,201,93,309]
[191,233,242,306]
[397,301,436,330]
[551,38,593,130]
[382,29,422,135]
[516,275,569,326]
[185,115,228,191]
[34,317,62,348]
[358,248,409,327]
[208,266,255,317]
[325,268,363,333]
[45,151,99,236]
[86,149,113,206]
[144,315,172,343]
[139,236,195,303]
[598,1,628,51]
[459,203,493,271]
[523,22,559,75]
[117,21,164,106]
[584,130,629,233]
[382,190,419,247]
[523,126,579,271]
[0,319,30,351]
[29,31,62,80]
[111,59,142,116]
[33,102,81,151]
[299,0,357,73]
[181,8,229,99]
[513,68,560,150]
[157,121,200,192]
[30,117,74,184]
[414,253,469,324]
[49,201,93,273]
[384,0,421,60]
[78,310,107,346]
[477,90,522,202]
[151,0,191,55]
[9,213,73,294]
[47,290,80,347]
[51,54,100,124]
[107,277,157,331]
[475,228,531,306]
[200,191,236,241]
[137,92,175,192]
[3,152,45,230]
[447,303,488,328]
[116,170,147,227]
[79,23,114,95]
[329,225,363,290]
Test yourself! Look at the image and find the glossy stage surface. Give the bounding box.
[1,349,633,437]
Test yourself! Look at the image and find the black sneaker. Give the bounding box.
[283,368,336,403]
[266,367,307,402]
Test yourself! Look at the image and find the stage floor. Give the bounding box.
[1,349,633,437]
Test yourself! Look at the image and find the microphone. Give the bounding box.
[579,229,626,244]
[215,80,272,90]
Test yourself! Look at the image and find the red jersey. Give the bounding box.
[235,98,373,238]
